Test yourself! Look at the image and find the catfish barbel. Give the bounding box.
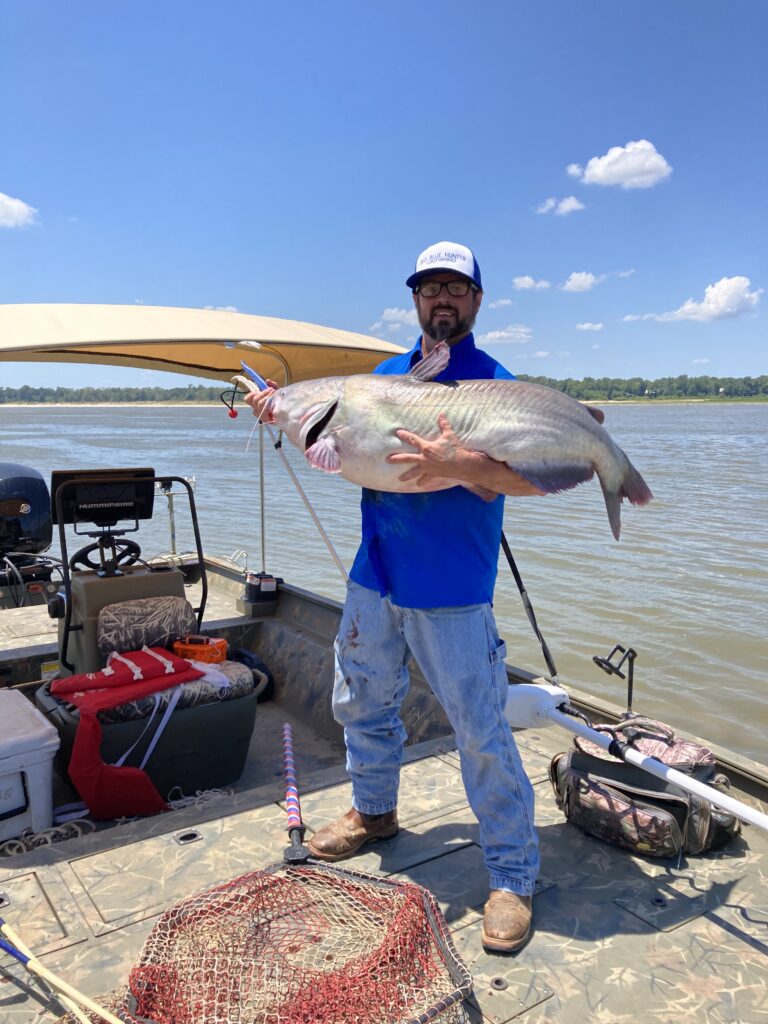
[238,346,652,539]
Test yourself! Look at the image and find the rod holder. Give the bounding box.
[593,644,637,717]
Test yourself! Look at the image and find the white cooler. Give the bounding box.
[0,690,60,842]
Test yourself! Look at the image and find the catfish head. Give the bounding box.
[269,378,345,455]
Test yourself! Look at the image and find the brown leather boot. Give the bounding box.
[307,808,399,862]
[481,891,532,953]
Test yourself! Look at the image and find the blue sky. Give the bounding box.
[1,1,765,388]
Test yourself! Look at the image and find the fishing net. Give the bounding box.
[57,862,472,1024]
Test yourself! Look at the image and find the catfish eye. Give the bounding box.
[305,402,338,450]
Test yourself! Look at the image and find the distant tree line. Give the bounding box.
[0,376,766,404]
[515,374,768,401]
[0,385,222,404]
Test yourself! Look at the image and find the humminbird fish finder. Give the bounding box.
[51,467,155,532]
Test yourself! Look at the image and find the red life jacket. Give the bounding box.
[51,648,203,820]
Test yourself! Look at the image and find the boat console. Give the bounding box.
[48,467,207,674]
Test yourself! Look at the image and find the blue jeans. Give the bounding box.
[332,580,539,896]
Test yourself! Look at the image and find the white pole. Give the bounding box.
[264,423,348,583]
[0,919,90,1024]
[236,371,348,584]
[547,707,768,833]
[504,682,768,834]
[0,924,123,1024]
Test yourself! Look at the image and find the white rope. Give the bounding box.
[167,786,234,810]
[0,819,95,857]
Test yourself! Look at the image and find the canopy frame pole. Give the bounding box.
[266,425,348,583]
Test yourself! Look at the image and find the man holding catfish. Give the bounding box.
[247,241,548,951]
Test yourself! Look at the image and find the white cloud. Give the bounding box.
[617,268,636,278]
[562,271,605,293]
[0,191,38,228]
[576,322,604,331]
[531,351,550,358]
[568,140,672,189]
[489,298,512,309]
[369,306,418,332]
[555,196,585,216]
[204,304,239,312]
[591,344,601,350]
[693,357,711,364]
[477,324,532,344]
[536,195,585,216]
[382,307,418,325]
[624,276,762,323]
[661,276,761,322]
[513,275,550,291]
[386,323,401,332]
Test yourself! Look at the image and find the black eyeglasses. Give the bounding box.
[416,279,477,298]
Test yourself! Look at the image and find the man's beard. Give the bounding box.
[420,306,477,344]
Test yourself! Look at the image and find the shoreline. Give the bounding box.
[1,398,766,409]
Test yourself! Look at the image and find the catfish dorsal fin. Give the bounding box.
[409,341,450,381]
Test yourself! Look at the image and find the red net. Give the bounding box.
[57,863,472,1024]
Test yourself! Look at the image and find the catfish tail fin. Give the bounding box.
[600,460,653,541]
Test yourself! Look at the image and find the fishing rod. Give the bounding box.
[228,362,348,583]
[505,682,768,834]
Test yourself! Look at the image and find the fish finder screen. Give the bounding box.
[51,467,155,528]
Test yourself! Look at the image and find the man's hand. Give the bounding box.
[243,379,279,423]
[387,413,545,497]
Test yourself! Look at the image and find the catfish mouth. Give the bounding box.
[301,401,339,450]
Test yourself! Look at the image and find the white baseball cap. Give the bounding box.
[406,241,483,291]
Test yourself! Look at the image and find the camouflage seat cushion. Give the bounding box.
[97,595,197,659]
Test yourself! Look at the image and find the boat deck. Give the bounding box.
[1,692,766,1023]
[1,574,767,1023]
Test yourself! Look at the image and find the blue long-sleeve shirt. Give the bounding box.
[348,333,514,608]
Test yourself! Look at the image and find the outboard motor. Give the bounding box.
[0,462,52,558]
[0,464,56,606]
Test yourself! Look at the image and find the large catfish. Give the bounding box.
[241,344,652,539]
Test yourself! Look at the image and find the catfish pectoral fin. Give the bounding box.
[507,460,596,495]
[306,437,342,473]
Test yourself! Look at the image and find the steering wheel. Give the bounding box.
[69,538,142,573]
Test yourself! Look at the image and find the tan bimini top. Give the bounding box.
[0,304,405,385]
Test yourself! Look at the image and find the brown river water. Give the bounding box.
[2,402,766,762]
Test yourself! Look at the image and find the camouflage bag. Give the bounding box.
[549,717,741,858]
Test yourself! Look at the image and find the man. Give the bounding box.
[247,241,542,952]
